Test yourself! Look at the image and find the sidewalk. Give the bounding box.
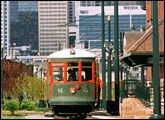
[91,98,164,119]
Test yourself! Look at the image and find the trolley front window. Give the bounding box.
[67,62,78,81]
[53,67,64,81]
[51,62,64,81]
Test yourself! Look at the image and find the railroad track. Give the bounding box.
[44,112,93,119]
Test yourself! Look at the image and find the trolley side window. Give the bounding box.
[82,62,92,81]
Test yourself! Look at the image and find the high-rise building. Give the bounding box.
[75,1,146,49]
[68,1,75,25]
[1,1,10,58]
[68,1,76,48]
[10,1,38,56]
[38,1,69,56]
[18,1,38,12]
[10,1,18,22]
[79,1,141,7]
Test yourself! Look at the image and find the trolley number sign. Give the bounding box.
[52,63,64,67]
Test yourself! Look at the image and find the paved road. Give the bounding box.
[25,114,53,119]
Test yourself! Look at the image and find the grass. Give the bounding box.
[1,115,25,119]
[1,110,45,116]
[1,109,50,119]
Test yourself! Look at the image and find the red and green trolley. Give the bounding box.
[46,48,100,118]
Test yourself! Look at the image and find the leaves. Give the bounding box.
[2,60,47,101]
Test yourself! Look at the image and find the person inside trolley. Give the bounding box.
[68,69,76,81]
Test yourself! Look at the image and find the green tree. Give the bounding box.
[22,74,47,102]
[131,25,136,31]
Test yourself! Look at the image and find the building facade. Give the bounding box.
[68,1,75,25]
[145,1,164,29]
[1,1,10,58]
[10,1,18,22]
[38,1,69,56]
[144,1,164,83]
[10,1,38,56]
[18,1,38,12]
[75,1,146,49]
[79,1,141,6]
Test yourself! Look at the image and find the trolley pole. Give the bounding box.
[101,1,106,110]
[113,1,120,115]
[149,1,164,119]
[107,16,112,101]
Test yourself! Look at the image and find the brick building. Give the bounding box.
[121,1,164,86]
[145,1,164,83]
[146,1,164,29]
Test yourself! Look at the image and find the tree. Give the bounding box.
[2,60,47,103]
[3,60,32,99]
[21,74,47,102]
[131,25,136,31]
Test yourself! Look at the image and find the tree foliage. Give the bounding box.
[2,60,47,101]
[22,74,47,101]
[2,60,27,98]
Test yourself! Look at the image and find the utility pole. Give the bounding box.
[149,1,164,119]
[101,1,106,110]
[58,43,61,51]
[126,66,128,98]
[113,1,120,115]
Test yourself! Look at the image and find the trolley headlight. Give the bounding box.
[70,49,75,55]
[70,87,76,94]
[75,84,81,90]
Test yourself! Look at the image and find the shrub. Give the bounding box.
[27,103,35,111]
[20,99,36,111]
[5,99,19,115]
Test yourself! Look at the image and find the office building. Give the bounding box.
[68,1,75,25]
[38,1,69,56]
[1,1,10,58]
[75,1,146,49]
[10,1,38,56]
[18,1,38,12]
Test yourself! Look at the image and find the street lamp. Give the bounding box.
[101,1,106,110]
[107,15,112,101]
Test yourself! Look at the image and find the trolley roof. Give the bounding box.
[47,48,96,59]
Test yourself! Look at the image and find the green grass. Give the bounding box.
[1,110,44,116]
[1,115,25,119]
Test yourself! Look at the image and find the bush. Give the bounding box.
[5,99,19,115]
[20,99,36,111]
[27,103,35,111]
